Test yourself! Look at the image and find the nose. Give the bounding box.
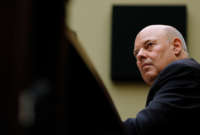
[136,48,147,62]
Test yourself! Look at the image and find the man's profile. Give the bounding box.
[124,25,200,135]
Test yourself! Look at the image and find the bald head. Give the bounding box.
[137,25,188,54]
[134,25,189,85]
[164,25,188,53]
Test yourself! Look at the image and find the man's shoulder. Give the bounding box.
[149,58,200,98]
[169,58,200,70]
[157,58,200,82]
[147,58,200,106]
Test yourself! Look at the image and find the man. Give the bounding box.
[124,25,200,135]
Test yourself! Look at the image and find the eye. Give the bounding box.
[147,42,153,46]
[133,50,139,57]
[145,42,154,49]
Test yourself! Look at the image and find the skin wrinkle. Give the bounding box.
[133,25,188,85]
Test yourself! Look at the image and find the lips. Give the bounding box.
[141,63,152,70]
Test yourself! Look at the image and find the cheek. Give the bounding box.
[152,51,172,70]
[150,51,165,68]
[150,51,161,59]
[150,45,166,58]
[151,59,163,73]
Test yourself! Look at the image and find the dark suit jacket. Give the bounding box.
[124,58,200,135]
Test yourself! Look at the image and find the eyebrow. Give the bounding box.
[143,39,156,45]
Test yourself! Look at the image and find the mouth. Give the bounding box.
[141,63,152,71]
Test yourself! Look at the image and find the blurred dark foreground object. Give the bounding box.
[0,0,126,134]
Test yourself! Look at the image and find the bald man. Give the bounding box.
[124,25,200,135]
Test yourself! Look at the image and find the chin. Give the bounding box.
[142,73,157,86]
[144,79,154,86]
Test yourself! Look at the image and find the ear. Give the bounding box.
[172,38,182,56]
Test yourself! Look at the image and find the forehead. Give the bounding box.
[134,27,167,46]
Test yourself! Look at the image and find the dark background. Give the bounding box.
[111,5,187,82]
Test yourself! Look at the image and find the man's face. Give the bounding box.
[134,26,176,85]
